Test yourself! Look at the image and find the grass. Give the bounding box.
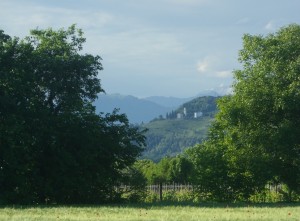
[0,202,299,221]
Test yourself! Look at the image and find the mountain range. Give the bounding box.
[93,90,220,124]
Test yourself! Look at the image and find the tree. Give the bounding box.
[186,142,234,201]
[187,24,300,201]
[0,26,146,204]
[229,24,300,198]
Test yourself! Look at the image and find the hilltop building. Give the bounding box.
[194,111,203,118]
[176,107,203,119]
[183,107,187,116]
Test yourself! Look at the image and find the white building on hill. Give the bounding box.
[194,111,203,118]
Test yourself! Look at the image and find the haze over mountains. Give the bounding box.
[94,90,220,124]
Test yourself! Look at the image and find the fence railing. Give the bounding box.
[119,183,283,193]
[118,182,287,202]
[147,183,193,193]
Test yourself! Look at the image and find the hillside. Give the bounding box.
[141,96,220,161]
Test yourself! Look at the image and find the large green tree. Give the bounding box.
[230,24,300,196]
[0,26,145,204]
[188,24,300,201]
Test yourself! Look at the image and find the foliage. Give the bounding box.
[142,117,214,161]
[0,26,145,204]
[186,24,300,201]
[120,167,148,203]
[142,96,218,161]
[135,156,193,185]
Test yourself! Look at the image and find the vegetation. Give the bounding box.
[2,23,300,207]
[134,156,193,185]
[0,203,299,221]
[142,118,213,161]
[142,96,218,161]
[185,24,300,201]
[0,26,145,204]
[166,96,218,119]
[132,24,300,203]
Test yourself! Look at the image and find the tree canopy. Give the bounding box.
[187,24,300,201]
[0,25,145,204]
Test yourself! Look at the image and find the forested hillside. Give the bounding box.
[142,96,219,161]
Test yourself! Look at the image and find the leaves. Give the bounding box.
[0,26,145,204]
[186,24,300,201]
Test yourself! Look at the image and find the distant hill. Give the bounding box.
[93,93,220,124]
[141,96,220,161]
[93,94,172,124]
[144,96,192,108]
[174,96,219,119]
[144,90,220,108]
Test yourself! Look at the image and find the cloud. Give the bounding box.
[197,59,209,72]
[265,20,276,31]
[92,29,185,65]
[0,2,114,37]
[216,70,232,78]
[196,56,216,73]
[215,83,233,95]
[196,56,233,79]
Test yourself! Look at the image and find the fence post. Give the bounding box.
[159,182,163,201]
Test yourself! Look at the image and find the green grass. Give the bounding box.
[0,203,299,221]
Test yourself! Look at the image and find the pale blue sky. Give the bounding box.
[1,0,300,97]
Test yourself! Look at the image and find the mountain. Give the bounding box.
[93,94,172,124]
[144,90,220,108]
[141,96,220,161]
[93,92,221,124]
[174,96,219,119]
[144,96,192,108]
[195,89,220,97]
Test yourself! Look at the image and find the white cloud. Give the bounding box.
[196,56,233,80]
[92,29,185,66]
[196,56,216,73]
[215,83,233,95]
[265,20,276,31]
[216,70,232,78]
[197,59,209,72]
[0,2,114,37]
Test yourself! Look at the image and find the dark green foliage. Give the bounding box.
[186,24,300,202]
[119,166,148,203]
[0,26,145,204]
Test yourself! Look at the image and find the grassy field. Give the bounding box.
[0,203,299,221]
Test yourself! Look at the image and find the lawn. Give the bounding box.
[0,203,299,221]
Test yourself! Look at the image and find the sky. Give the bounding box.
[1,0,300,98]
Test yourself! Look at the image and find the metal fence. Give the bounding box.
[147,183,193,193]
